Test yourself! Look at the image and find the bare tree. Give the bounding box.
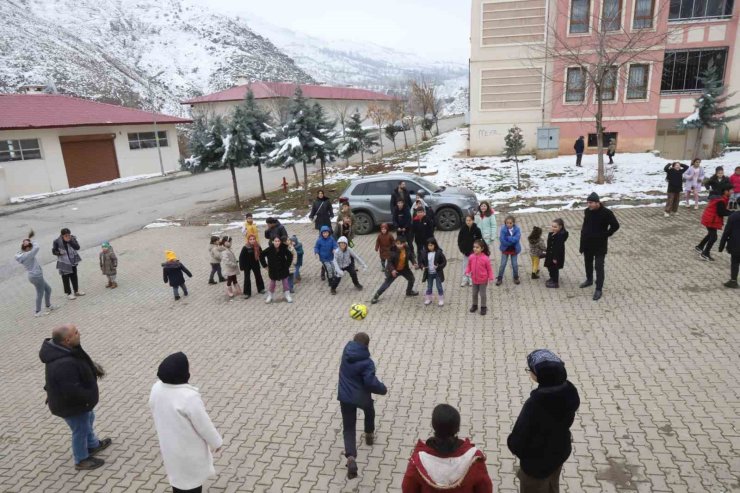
[366,103,387,158]
[528,3,680,183]
[410,80,436,140]
[390,98,409,149]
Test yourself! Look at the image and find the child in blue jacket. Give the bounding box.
[496,215,522,286]
[314,225,339,286]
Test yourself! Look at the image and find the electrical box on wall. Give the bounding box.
[536,127,559,158]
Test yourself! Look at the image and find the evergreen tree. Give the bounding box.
[340,112,378,164]
[184,114,210,173]
[384,122,400,152]
[678,65,740,158]
[311,102,338,188]
[504,125,525,190]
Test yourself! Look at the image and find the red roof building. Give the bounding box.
[0,94,191,202]
[182,81,396,104]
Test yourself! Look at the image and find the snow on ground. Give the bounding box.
[207,206,312,235]
[337,128,740,212]
[11,173,162,204]
[143,221,182,229]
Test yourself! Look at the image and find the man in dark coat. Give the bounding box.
[308,190,333,230]
[574,136,585,167]
[264,217,289,244]
[390,181,412,216]
[39,324,111,470]
[410,207,435,260]
[579,192,620,301]
[508,349,580,493]
[337,332,387,479]
[719,210,740,288]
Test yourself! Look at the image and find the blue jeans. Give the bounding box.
[425,273,444,295]
[63,411,100,464]
[172,284,188,297]
[497,254,519,279]
[29,275,52,313]
[295,253,304,278]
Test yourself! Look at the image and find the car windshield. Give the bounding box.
[413,177,444,193]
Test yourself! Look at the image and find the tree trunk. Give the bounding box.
[434,117,440,136]
[291,163,300,187]
[360,149,365,164]
[302,160,309,202]
[378,124,384,157]
[411,124,421,175]
[392,138,397,152]
[229,163,241,209]
[341,121,349,166]
[692,127,704,160]
[257,162,266,200]
[320,157,326,188]
[596,97,605,184]
[515,158,521,190]
[402,129,408,149]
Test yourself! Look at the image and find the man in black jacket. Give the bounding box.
[508,349,580,493]
[574,136,585,167]
[579,192,620,301]
[719,210,740,288]
[39,324,111,470]
[264,217,289,244]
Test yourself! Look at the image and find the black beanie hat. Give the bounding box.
[157,352,190,384]
[431,404,461,439]
[586,192,600,202]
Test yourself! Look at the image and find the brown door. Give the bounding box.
[60,134,120,188]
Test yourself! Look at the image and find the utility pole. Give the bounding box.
[147,71,166,176]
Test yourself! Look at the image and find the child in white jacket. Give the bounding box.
[149,352,222,493]
[331,236,368,294]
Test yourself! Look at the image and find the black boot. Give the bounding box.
[469,305,478,313]
[480,307,487,316]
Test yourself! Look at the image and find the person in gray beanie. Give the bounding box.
[508,349,580,493]
[579,192,620,301]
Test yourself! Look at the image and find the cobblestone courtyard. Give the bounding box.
[0,207,738,493]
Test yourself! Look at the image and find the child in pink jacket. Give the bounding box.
[465,239,494,316]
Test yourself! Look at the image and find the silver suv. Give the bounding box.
[340,173,479,234]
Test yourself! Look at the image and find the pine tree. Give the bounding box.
[384,122,400,152]
[270,87,315,190]
[341,112,378,165]
[678,65,740,159]
[504,125,525,190]
[311,102,338,188]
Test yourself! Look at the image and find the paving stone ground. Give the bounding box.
[0,206,738,493]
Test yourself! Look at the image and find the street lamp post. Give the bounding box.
[147,71,166,176]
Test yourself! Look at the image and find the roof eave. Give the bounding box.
[0,120,193,131]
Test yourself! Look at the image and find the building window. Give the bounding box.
[633,0,654,28]
[570,0,591,33]
[627,64,649,99]
[661,48,727,92]
[669,0,733,20]
[128,131,168,150]
[602,0,622,31]
[565,67,587,102]
[601,66,618,101]
[587,132,618,147]
[0,139,42,162]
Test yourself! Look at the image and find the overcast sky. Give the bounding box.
[200,0,470,63]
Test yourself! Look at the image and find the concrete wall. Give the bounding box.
[0,124,181,200]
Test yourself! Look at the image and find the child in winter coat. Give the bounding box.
[665,161,689,216]
[545,218,569,288]
[260,236,294,303]
[528,227,546,280]
[684,159,705,209]
[371,237,419,304]
[162,250,192,300]
[393,199,413,241]
[99,241,118,288]
[220,236,241,298]
[697,184,733,260]
[375,223,395,271]
[332,236,368,294]
[314,225,340,285]
[401,404,493,493]
[411,207,436,261]
[208,235,225,285]
[705,166,731,195]
[497,215,522,286]
[335,216,355,246]
[475,201,497,253]
[458,215,483,287]
[242,212,258,242]
[419,237,447,307]
[238,234,265,299]
[465,240,494,316]
[291,234,304,281]
[286,237,298,294]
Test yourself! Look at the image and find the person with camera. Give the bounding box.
[52,228,85,300]
[16,229,55,317]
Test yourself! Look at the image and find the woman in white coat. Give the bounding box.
[149,352,223,493]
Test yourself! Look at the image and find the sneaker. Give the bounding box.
[480,307,487,316]
[89,438,112,456]
[174,295,181,301]
[513,277,520,285]
[346,456,358,479]
[424,295,432,305]
[258,289,266,294]
[75,457,104,470]
[208,280,217,285]
[406,290,419,296]
[699,254,711,261]
[243,294,251,299]
[285,292,293,303]
[694,246,703,254]
[724,280,739,288]
[694,205,699,210]
[579,280,593,288]
[664,212,670,218]
[593,289,602,301]
[67,294,76,300]
[371,293,380,304]
[546,281,559,288]
[495,278,502,286]
[365,433,374,446]
[437,295,444,307]
[290,289,295,294]
[34,311,49,317]
[460,280,467,287]
[354,284,364,291]
[46,305,58,311]
[469,305,478,313]
[331,288,337,295]
[75,291,86,296]
[265,293,273,304]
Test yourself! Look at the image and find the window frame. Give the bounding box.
[587,132,618,147]
[632,0,655,28]
[660,48,728,93]
[565,67,588,103]
[601,0,623,31]
[0,138,43,162]
[127,131,168,150]
[668,0,733,21]
[569,0,592,34]
[598,66,619,102]
[626,63,651,101]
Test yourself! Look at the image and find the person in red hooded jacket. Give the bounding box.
[696,184,733,261]
[402,404,493,493]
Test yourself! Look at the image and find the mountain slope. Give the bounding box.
[0,0,313,114]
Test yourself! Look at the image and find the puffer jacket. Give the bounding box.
[209,244,224,264]
[337,341,387,408]
[162,260,193,286]
[220,248,239,276]
[701,194,730,230]
[99,249,118,276]
[39,339,100,418]
[475,213,497,245]
[314,226,339,262]
[465,252,494,284]
[260,243,293,280]
[499,225,522,255]
[375,231,395,260]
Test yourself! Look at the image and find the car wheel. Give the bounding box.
[354,212,374,235]
[436,207,461,231]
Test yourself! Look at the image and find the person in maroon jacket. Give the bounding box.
[401,404,493,493]
[696,184,733,261]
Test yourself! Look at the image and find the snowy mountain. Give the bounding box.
[0,0,313,115]
[244,16,469,103]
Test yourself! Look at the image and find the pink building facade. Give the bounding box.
[470,0,740,159]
